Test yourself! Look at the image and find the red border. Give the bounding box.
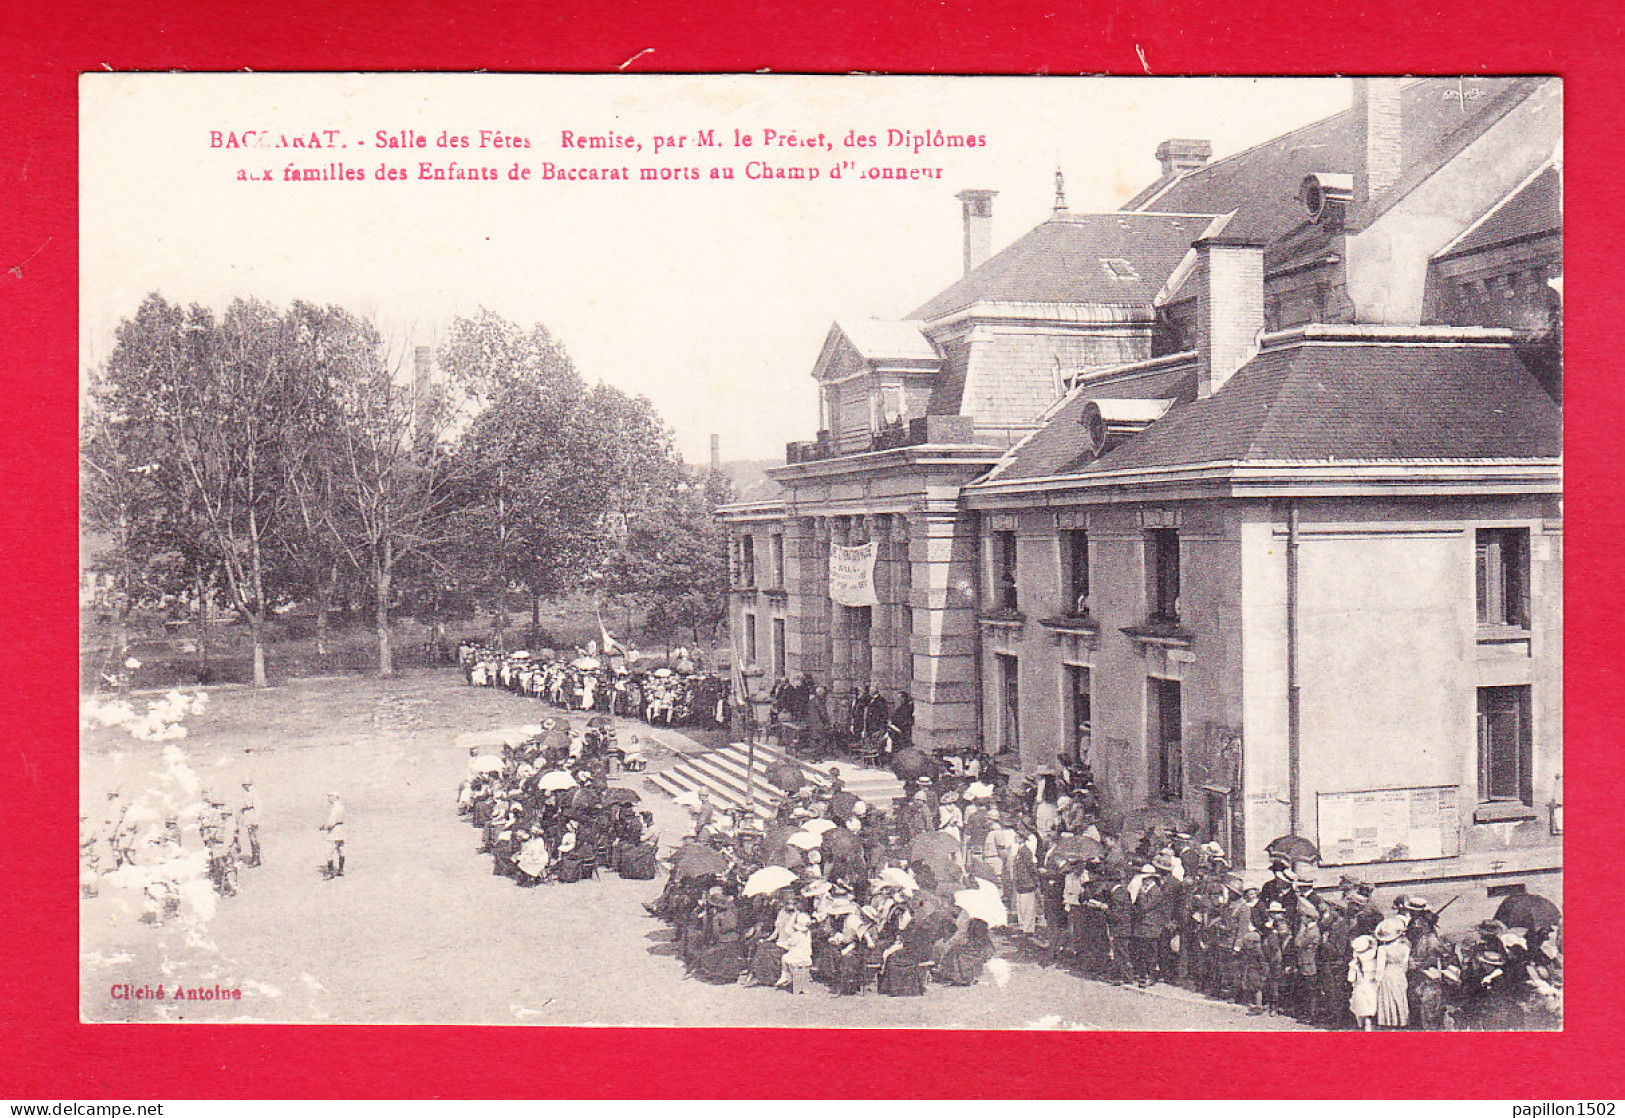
[7,0,1622,1099]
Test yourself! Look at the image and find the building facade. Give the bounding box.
[719,77,1562,883]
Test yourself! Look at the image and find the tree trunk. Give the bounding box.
[251,617,267,688]
[248,507,269,688]
[376,547,395,676]
[194,569,211,684]
[532,591,542,636]
[314,564,334,657]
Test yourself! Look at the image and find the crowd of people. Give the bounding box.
[637,749,1561,1027]
[80,772,261,923]
[457,717,662,886]
[646,775,1012,996]
[460,643,733,733]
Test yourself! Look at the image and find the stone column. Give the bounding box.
[829,516,855,696]
[869,513,897,691]
[910,510,981,753]
[784,515,825,680]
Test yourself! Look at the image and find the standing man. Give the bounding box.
[238,779,261,868]
[320,792,346,879]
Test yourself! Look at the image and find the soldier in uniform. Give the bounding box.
[199,792,238,896]
[319,792,346,878]
[238,779,261,867]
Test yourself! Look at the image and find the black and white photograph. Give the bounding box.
[78,73,1562,1030]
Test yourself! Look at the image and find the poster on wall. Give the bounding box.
[829,540,880,607]
[1317,785,1462,865]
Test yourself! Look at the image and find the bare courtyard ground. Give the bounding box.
[80,669,1310,1030]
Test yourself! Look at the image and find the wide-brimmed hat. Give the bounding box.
[1404,896,1432,913]
[1350,934,1376,954]
[1477,918,1509,936]
[1267,901,1287,914]
[1376,917,1407,943]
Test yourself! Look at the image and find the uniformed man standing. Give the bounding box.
[238,779,261,867]
[320,792,346,878]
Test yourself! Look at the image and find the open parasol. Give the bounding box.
[955,879,1009,927]
[536,770,577,792]
[1265,834,1322,864]
[742,865,798,897]
[907,830,962,863]
[673,844,730,881]
[571,657,601,671]
[1051,833,1104,862]
[820,826,862,860]
[785,830,822,851]
[470,756,505,775]
[1494,892,1562,931]
[890,747,933,781]
[802,818,838,835]
[765,761,805,792]
[875,866,920,894]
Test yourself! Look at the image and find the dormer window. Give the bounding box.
[875,383,905,430]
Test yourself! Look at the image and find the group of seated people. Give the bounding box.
[460,643,731,733]
[646,751,1561,1027]
[457,719,661,885]
[646,781,1006,996]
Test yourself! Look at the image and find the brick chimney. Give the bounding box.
[1156,138,1213,179]
[1354,77,1406,211]
[1194,235,1265,399]
[956,188,997,275]
[413,345,432,391]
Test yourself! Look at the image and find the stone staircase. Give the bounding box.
[644,740,904,819]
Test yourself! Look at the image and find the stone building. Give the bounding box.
[719,77,1562,884]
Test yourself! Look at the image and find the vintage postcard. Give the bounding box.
[79,73,1561,1030]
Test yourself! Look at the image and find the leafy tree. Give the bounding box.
[325,333,472,675]
[98,294,301,687]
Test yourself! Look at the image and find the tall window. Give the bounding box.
[1478,686,1533,806]
[771,617,787,678]
[1150,677,1183,801]
[1064,529,1091,617]
[1148,528,1180,622]
[1066,665,1092,761]
[993,530,1019,612]
[770,534,785,588]
[1477,528,1529,628]
[740,535,756,588]
[997,654,1020,755]
[744,613,758,667]
[877,383,905,427]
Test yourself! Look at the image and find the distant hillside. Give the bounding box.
[714,459,782,503]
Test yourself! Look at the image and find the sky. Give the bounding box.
[81,74,1352,464]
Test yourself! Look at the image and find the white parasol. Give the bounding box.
[536,770,577,791]
[742,865,798,897]
[470,756,505,775]
[785,830,822,851]
[955,879,1009,927]
[802,818,838,835]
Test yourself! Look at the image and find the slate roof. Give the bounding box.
[835,318,939,363]
[908,212,1219,321]
[984,338,1561,482]
[1436,164,1562,260]
[1122,77,1551,249]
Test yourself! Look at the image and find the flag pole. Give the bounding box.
[730,633,757,819]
